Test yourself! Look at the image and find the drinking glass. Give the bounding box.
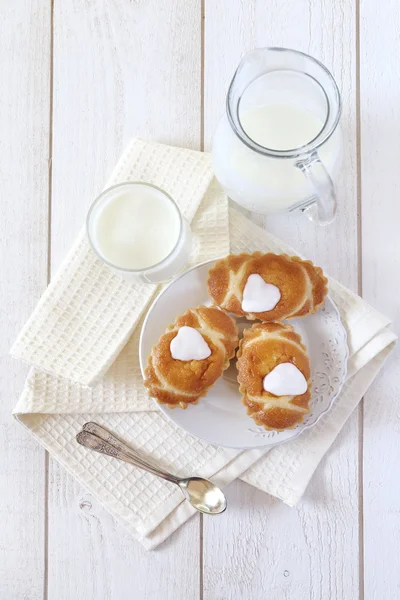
[86,182,191,283]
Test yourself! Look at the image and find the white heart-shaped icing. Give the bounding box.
[242,274,281,312]
[170,326,211,361]
[263,363,308,396]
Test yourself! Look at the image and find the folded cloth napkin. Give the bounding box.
[12,140,396,550]
[11,138,229,386]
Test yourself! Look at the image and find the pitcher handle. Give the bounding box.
[296,151,337,225]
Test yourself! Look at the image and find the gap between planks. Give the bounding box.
[44,1,55,599]
[200,1,205,599]
[355,0,365,598]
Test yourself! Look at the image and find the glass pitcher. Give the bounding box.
[212,48,342,224]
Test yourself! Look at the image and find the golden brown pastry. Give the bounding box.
[207,252,328,321]
[237,322,312,431]
[144,305,239,408]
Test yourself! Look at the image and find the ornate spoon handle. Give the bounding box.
[82,422,147,462]
[82,422,171,476]
[76,427,178,483]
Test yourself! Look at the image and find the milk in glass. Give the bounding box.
[87,182,191,282]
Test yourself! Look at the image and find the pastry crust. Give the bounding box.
[144,305,239,409]
[237,322,312,431]
[207,252,328,321]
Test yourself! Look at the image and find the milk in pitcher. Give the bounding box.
[212,68,343,214]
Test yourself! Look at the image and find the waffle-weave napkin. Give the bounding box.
[12,140,396,550]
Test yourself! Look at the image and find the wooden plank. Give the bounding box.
[48,475,199,599]
[0,1,50,598]
[48,1,201,598]
[203,1,360,598]
[360,1,400,597]
[51,0,202,270]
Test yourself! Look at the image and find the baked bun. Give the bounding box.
[144,305,239,408]
[207,252,327,321]
[237,322,312,431]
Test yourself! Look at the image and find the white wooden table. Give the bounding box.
[1,1,399,598]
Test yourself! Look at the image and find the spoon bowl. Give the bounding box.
[178,477,227,514]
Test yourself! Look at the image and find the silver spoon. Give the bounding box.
[76,422,227,515]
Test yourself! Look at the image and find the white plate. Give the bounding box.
[139,260,348,449]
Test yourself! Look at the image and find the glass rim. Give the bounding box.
[226,46,342,159]
[86,181,183,273]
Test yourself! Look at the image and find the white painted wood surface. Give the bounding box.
[0,1,50,599]
[48,2,200,599]
[1,0,399,599]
